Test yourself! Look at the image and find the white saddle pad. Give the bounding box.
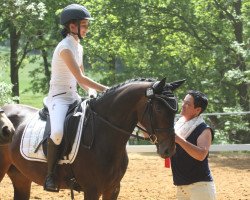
[20,100,88,164]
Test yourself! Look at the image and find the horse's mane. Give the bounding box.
[96,78,156,100]
[89,77,178,113]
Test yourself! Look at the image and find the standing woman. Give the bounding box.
[171,90,216,200]
[44,4,108,192]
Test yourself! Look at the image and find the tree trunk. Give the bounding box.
[233,0,249,111]
[37,31,51,90]
[108,52,116,84]
[41,49,51,89]
[9,25,21,103]
[233,0,250,142]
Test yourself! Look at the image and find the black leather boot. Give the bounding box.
[44,138,60,192]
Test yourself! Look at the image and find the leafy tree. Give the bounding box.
[95,0,249,112]
[0,0,47,101]
[82,0,250,142]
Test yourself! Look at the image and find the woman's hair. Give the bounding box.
[187,90,208,114]
[60,19,78,38]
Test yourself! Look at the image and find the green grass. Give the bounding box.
[19,61,44,108]
[1,48,44,108]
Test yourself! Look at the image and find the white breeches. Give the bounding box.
[176,181,216,200]
[47,84,80,145]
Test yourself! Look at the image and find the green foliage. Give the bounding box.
[83,0,250,143]
[205,110,250,144]
[0,0,48,43]
[0,82,19,105]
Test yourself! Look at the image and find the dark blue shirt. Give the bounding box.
[171,122,214,186]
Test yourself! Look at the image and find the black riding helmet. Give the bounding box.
[60,4,93,39]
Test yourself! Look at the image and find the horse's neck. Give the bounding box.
[94,82,150,133]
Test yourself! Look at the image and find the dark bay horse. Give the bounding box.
[0,78,184,200]
[0,109,15,145]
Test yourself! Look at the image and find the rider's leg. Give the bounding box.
[44,137,60,192]
[44,101,69,192]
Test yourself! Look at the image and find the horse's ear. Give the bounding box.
[153,78,166,93]
[169,79,186,91]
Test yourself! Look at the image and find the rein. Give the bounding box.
[88,84,177,145]
[88,106,151,142]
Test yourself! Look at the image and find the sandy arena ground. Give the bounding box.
[0,152,249,200]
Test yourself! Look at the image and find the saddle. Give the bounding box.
[36,98,94,159]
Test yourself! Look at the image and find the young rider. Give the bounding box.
[44,4,108,192]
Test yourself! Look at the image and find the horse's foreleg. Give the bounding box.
[0,161,10,182]
[102,183,120,200]
[7,165,31,200]
[0,146,12,182]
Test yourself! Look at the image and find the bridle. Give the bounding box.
[138,101,174,144]
[88,85,178,145]
[136,87,177,144]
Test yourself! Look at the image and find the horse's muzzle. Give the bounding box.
[157,142,176,159]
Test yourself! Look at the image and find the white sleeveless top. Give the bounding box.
[50,34,83,89]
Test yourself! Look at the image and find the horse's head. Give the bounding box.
[138,78,185,158]
[0,110,15,145]
[90,78,184,158]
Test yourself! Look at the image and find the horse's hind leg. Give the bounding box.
[7,165,31,200]
[102,183,120,200]
[84,187,101,200]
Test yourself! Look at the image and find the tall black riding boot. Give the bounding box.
[44,138,60,192]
